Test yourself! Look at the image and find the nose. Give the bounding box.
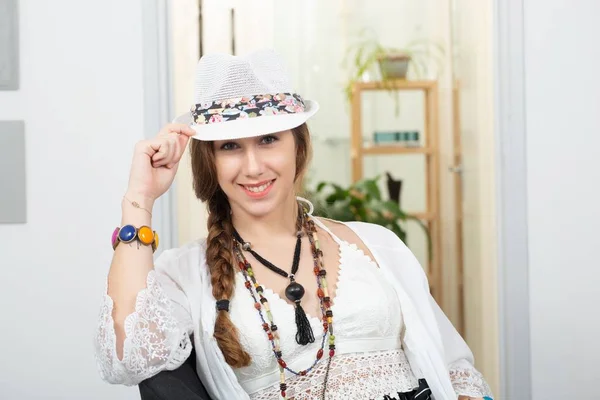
[242,147,264,178]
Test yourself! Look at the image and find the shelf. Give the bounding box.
[350,78,442,306]
[360,146,432,156]
[353,80,437,91]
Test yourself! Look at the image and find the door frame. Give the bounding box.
[494,0,532,398]
[141,0,178,251]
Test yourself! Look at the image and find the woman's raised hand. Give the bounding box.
[125,123,196,204]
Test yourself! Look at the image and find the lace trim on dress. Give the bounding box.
[94,270,193,385]
[449,359,494,398]
[249,349,419,400]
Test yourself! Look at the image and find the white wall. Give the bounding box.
[524,1,600,398]
[0,1,148,398]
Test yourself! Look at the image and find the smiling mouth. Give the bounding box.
[241,179,275,194]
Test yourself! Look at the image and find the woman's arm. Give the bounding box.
[94,124,197,384]
[429,296,494,399]
[94,237,195,385]
[108,194,157,359]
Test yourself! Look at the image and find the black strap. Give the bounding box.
[390,379,431,400]
[215,299,230,312]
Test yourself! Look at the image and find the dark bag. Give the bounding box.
[138,348,214,400]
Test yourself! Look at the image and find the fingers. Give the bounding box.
[134,124,196,169]
[160,129,193,161]
[159,124,196,166]
[150,136,178,168]
[157,123,196,138]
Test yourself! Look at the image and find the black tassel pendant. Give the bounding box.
[285,279,315,345]
[294,301,315,345]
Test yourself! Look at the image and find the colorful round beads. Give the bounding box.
[118,225,137,243]
[111,225,159,253]
[137,225,154,245]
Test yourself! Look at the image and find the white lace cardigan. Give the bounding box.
[94,219,493,400]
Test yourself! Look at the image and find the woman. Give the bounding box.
[94,49,493,400]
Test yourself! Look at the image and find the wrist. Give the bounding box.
[121,192,155,225]
[122,190,156,211]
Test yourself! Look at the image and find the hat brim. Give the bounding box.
[172,100,319,141]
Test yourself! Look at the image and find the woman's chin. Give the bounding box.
[228,192,272,217]
[244,199,278,218]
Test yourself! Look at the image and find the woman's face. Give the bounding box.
[213,130,297,218]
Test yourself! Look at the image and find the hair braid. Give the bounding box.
[205,190,251,367]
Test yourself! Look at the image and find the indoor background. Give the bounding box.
[0,0,598,399]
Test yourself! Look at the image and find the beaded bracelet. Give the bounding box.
[111,225,159,253]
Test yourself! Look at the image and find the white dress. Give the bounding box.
[232,238,420,399]
[94,217,494,399]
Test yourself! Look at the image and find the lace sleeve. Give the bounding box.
[449,359,493,398]
[94,269,194,385]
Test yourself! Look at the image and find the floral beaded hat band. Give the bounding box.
[173,49,319,141]
[191,92,306,125]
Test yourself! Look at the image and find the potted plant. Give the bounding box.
[307,176,431,256]
[378,53,412,80]
[343,29,445,113]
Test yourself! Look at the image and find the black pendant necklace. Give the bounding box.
[232,226,315,345]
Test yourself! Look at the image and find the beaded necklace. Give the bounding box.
[232,226,316,346]
[233,214,336,400]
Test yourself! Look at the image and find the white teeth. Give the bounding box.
[245,181,272,193]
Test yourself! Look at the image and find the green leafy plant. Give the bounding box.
[343,29,445,113]
[308,176,431,256]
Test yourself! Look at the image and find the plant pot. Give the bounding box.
[386,172,403,207]
[377,54,411,80]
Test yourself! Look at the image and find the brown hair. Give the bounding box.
[189,123,312,367]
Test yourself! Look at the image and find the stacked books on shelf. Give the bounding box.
[373,131,421,147]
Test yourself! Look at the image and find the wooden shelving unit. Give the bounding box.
[350,80,442,301]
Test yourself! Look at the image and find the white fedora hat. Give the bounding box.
[173,49,319,141]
